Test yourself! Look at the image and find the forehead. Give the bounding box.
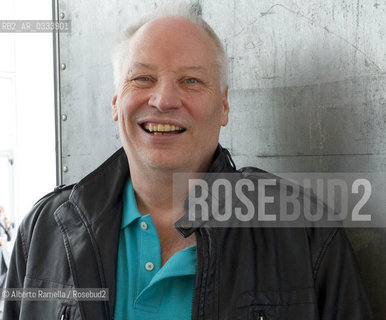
[125,17,218,68]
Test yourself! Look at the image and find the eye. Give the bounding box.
[184,78,198,84]
[134,76,151,82]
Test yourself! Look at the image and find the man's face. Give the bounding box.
[112,17,229,173]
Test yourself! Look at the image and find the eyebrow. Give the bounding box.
[131,62,155,70]
[130,62,207,72]
[179,66,206,72]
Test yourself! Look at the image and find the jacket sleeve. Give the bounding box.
[3,226,27,319]
[3,190,62,320]
[314,228,373,319]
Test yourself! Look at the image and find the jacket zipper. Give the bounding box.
[191,229,201,320]
[59,305,69,320]
[191,228,209,320]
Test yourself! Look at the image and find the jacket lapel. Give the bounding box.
[54,203,111,319]
[55,148,129,319]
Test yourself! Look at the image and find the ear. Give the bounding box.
[112,95,118,121]
[220,86,229,126]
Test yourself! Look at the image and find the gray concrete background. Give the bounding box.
[57,0,385,317]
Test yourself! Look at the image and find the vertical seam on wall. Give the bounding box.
[53,0,63,185]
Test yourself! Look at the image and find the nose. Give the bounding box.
[148,80,182,112]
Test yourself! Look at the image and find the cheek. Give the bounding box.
[194,97,225,125]
[118,83,149,110]
[117,94,141,118]
[116,100,134,134]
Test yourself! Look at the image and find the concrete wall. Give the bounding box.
[57,0,385,317]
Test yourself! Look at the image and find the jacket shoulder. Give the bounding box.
[18,184,74,255]
[28,184,74,220]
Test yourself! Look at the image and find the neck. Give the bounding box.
[131,167,175,215]
[128,152,216,219]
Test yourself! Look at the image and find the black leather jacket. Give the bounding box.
[4,146,373,320]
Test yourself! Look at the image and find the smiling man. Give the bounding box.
[112,21,228,171]
[4,2,373,320]
[111,14,229,264]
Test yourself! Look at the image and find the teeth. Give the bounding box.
[145,123,183,132]
[154,132,172,136]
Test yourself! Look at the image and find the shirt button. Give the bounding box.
[145,262,154,271]
[140,221,148,230]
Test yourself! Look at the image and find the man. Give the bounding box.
[0,206,12,283]
[4,2,372,320]
[0,206,11,316]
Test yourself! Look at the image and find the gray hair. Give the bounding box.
[112,0,228,93]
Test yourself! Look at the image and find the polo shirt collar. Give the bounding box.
[121,179,142,229]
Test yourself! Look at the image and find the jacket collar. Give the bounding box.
[69,144,235,220]
[69,148,129,222]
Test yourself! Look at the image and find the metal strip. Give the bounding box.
[52,0,62,185]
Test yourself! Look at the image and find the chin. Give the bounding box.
[145,152,187,171]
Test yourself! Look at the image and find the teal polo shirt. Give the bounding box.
[114,179,196,320]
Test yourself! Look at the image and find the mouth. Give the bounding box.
[141,122,187,136]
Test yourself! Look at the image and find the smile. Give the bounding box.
[141,123,186,136]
